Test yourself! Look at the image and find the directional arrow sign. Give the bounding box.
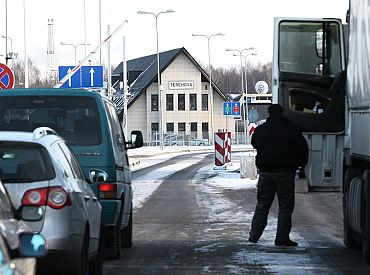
[81,66,103,88]
[58,66,80,88]
[58,66,103,89]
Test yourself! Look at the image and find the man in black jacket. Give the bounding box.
[248,104,308,246]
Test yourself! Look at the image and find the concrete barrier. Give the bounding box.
[240,151,257,179]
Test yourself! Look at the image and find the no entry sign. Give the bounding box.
[0,63,14,90]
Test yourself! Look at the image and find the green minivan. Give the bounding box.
[0,88,143,259]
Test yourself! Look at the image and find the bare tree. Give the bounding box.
[211,62,272,97]
[12,59,55,88]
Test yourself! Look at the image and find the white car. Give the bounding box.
[165,134,209,146]
[0,127,105,275]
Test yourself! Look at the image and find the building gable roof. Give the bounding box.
[112,47,226,111]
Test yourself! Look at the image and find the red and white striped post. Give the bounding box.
[214,132,231,166]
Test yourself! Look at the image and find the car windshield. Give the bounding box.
[0,142,55,183]
[0,96,102,146]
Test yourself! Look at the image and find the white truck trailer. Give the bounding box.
[272,0,370,263]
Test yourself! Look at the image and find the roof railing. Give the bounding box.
[33,127,58,140]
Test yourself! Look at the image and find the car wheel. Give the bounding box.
[89,227,103,275]
[121,206,133,248]
[343,166,362,249]
[75,230,89,275]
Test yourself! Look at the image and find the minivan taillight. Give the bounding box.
[22,186,71,209]
[99,183,117,199]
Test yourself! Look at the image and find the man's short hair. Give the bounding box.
[268,104,283,117]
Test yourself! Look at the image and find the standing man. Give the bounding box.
[248,104,308,246]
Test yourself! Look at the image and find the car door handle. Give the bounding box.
[84,195,91,201]
[92,197,98,202]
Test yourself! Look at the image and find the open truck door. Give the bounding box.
[272,18,346,191]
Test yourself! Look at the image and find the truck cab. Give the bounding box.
[272,18,347,191]
[273,6,370,263]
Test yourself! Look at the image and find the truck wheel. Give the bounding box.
[343,167,362,249]
[361,170,370,264]
[121,206,133,248]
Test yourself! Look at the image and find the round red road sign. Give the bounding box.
[0,63,14,90]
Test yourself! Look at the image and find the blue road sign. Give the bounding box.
[58,66,80,88]
[58,65,104,88]
[81,66,103,88]
[223,102,241,116]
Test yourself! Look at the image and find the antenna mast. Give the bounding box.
[47,18,55,82]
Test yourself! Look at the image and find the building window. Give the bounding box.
[166,94,174,111]
[178,94,185,111]
[178,122,186,133]
[190,122,197,135]
[205,84,208,90]
[202,122,209,139]
[201,94,208,111]
[167,123,174,133]
[151,94,158,111]
[151,123,159,144]
[190,94,197,111]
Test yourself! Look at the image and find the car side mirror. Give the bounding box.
[18,206,43,221]
[127,130,143,149]
[89,169,108,183]
[19,233,47,258]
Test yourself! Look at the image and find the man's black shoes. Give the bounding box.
[274,239,298,247]
[248,236,258,243]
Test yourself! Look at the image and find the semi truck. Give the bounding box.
[272,0,370,263]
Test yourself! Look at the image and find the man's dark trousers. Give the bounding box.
[250,171,295,243]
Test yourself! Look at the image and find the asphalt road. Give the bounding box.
[103,152,370,274]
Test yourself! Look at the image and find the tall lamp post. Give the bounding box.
[226,47,255,144]
[192,33,225,145]
[2,35,17,68]
[240,52,257,144]
[137,9,175,150]
[60,42,90,65]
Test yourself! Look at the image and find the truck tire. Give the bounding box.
[121,206,133,248]
[343,167,362,249]
[361,170,370,264]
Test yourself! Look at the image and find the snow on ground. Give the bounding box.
[128,145,259,209]
[129,145,306,273]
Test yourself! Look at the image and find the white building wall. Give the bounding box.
[127,52,235,144]
[126,90,148,140]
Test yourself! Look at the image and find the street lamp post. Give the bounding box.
[5,0,8,65]
[137,9,175,150]
[241,52,257,144]
[2,35,17,68]
[60,42,90,65]
[226,47,255,145]
[192,33,225,145]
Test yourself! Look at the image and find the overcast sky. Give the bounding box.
[0,0,348,76]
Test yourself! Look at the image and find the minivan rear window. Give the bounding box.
[0,96,102,146]
[0,142,55,183]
